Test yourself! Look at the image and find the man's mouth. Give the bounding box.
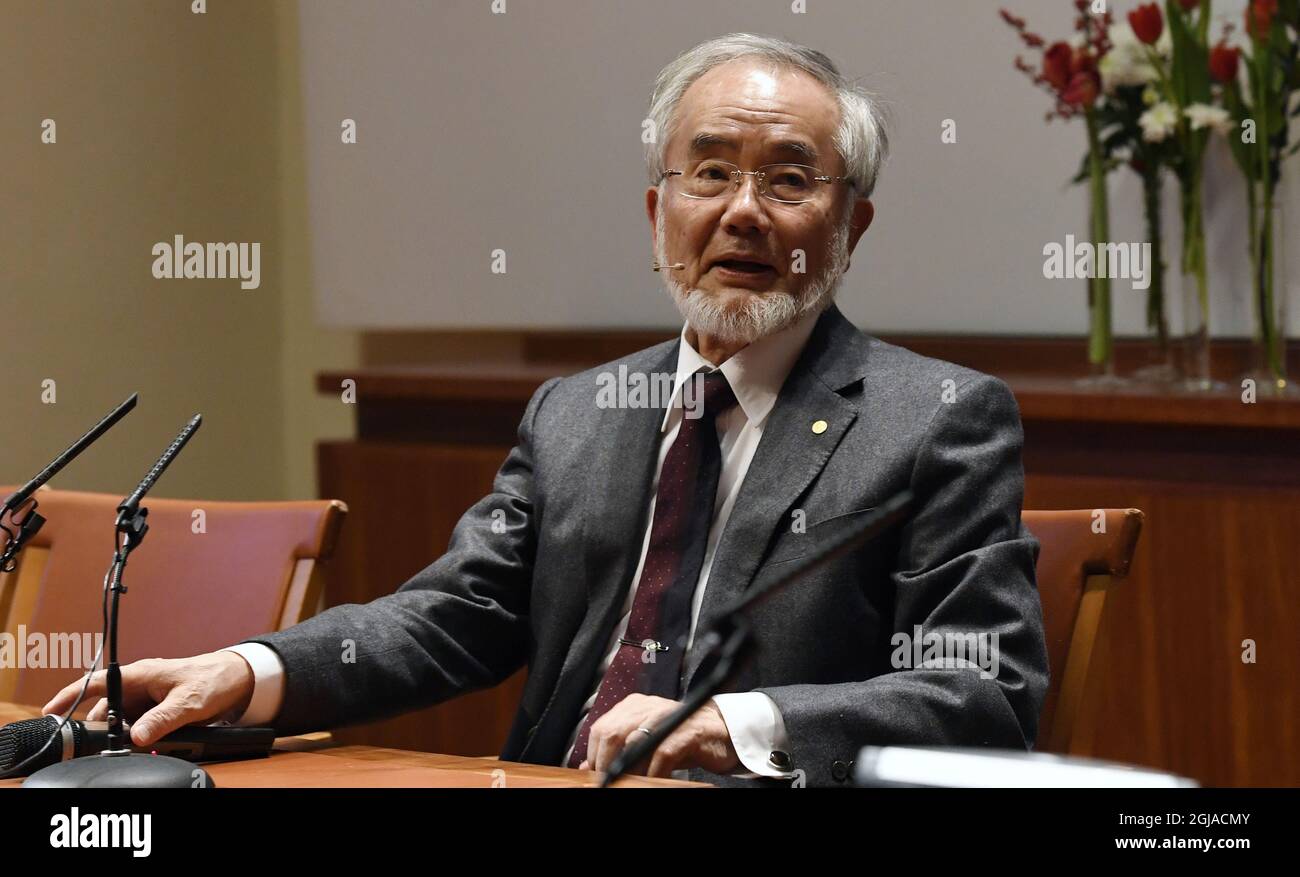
[710,258,777,276]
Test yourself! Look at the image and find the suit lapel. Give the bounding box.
[523,340,678,760]
[682,305,870,689]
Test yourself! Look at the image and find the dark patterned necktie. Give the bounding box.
[567,370,738,768]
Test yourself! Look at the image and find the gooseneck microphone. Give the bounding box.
[0,393,138,571]
[23,414,214,789]
[115,413,202,525]
[600,489,916,786]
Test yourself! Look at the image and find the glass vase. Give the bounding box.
[1178,171,1224,391]
[1242,172,1295,396]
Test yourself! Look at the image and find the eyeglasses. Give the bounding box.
[662,159,852,204]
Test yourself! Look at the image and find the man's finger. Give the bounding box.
[86,698,110,722]
[130,689,201,747]
[592,722,627,775]
[646,734,682,777]
[42,670,107,716]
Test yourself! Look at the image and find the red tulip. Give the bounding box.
[1245,0,1278,41]
[1062,70,1101,108]
[1209,43,1241,83]
[1070,48,1097,77]
[1129,3,1164,45]
[1043,42,1073,91]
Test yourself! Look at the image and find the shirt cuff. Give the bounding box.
[219,643,285,726]
[711,692,795,779]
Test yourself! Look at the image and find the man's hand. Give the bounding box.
[578,693,740,777]
[41,651,256,747]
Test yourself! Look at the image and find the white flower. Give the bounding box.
[1101,23,1162,93]
[1184,103,1232,136]
[1140,102,1179,142]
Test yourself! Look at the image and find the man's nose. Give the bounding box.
[718,175,773,236]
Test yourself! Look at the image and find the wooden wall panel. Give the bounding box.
[316,441,526,757]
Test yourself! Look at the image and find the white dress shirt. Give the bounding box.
[225,310,820,780]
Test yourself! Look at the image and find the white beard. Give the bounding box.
[655,206,852,346]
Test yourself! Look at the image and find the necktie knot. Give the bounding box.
[698,370,738,419]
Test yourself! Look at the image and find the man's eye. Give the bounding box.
[698,167,728,180]
[772,174,808,188]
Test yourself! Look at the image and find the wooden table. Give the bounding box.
[0,702,703,788]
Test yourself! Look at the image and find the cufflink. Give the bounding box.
[768,750,792,771]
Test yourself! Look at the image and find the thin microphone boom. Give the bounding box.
[115,414,202,521]
[652,262,685,272]
[2,393,138,513]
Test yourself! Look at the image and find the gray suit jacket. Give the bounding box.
[248,304,1049,787]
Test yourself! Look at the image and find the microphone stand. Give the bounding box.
[600,489,915,787]
[25,415,213,789]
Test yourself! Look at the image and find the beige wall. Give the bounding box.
[1,0,357,503]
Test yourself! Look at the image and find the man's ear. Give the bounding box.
[844,198,875,270]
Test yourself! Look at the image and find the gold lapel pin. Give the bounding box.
[811,420,828,435]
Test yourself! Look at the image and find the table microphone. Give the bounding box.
[0,716,275,778]
[22,414,212,788]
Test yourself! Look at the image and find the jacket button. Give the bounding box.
[831,759,853,783]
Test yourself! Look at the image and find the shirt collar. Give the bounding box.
[661,308,821,432]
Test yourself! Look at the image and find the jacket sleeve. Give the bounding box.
[242,377,560,736]
[756,375,1050,786]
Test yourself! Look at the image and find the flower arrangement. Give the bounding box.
[1002,2,1118,379]
[1217,0,1300,391]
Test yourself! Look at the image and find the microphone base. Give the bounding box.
[22,752,215,788]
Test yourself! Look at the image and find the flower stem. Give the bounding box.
[1085,109,1112,370]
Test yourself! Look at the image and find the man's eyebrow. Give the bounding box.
[687,133,821,163]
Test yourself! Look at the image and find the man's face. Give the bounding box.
[648,59,873,342]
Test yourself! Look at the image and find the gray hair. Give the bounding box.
[645,33,890,199]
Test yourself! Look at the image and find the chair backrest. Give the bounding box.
[1024,508,1143,754]
[0,488,346,706]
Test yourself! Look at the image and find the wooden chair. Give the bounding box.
[0,488,346,706]
[1025,508,1143,755]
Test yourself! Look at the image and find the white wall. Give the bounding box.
[300,0,1298,337]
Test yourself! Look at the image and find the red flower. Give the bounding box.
[1129,3,1164,45]
[1245,0,1278,41]
[1070,48,1097,77]
[1209,43,1241,83]
[1062,69,1101,108]
[1042,42,1074,91]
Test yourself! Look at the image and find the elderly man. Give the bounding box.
[46,33,1048,787]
